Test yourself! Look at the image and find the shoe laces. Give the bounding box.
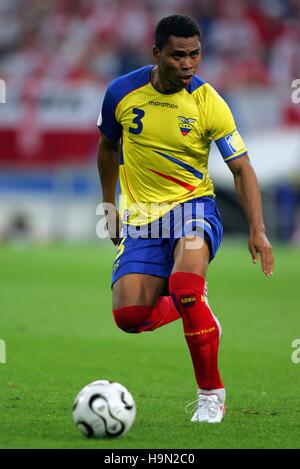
[185,398,199,414]
[185,394,219,418]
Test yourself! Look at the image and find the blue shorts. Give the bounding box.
[111,196,223,286]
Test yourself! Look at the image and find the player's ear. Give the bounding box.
[152,46,160,64]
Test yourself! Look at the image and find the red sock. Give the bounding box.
[169,271,223,390]
[113,296,180,333]
[151,296,181,329]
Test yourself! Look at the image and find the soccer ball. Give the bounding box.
[72,380,136,438]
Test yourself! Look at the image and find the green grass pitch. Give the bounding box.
[0,241,299,449]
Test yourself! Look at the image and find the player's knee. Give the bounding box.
[113,305,153,334]
[113,307,140,333]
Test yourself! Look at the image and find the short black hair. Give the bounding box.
[155,15,201,50]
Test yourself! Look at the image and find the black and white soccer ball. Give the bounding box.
[72,380,136,438]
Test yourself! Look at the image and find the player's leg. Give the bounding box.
[113,273,166,309]
[169,236,225,423]
[111,236,181,333]
[169,196,225,423]
[112,274,181,332]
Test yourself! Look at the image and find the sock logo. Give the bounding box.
[185,326,216,337]
[181,296,196,306]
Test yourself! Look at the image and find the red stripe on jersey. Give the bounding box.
[148,168,196,191]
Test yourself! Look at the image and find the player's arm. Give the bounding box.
[207,84,274,277]
[97,133,121,245]
[227,154,274,277]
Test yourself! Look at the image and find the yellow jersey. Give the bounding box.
[98,65,247,225]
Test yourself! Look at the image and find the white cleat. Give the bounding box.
[190,388,226,423]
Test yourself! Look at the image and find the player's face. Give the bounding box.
[153,35,201,92]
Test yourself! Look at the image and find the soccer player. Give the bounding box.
[97,15,274,423]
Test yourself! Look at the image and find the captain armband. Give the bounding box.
[215,129,247,163]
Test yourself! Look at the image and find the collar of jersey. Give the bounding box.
[149,65,188,96]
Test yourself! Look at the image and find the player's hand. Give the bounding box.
[248,230,274,277]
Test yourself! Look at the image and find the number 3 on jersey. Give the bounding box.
[129,108,145,135]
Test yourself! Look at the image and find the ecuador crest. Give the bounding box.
[178,116,196,136]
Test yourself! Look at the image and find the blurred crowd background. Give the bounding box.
[0,0,299,243]
[1,0,300,93]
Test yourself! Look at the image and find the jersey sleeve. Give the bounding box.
[205,84,247,163]
[97,84,122,142]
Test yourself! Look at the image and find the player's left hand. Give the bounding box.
[248,230,274,277]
